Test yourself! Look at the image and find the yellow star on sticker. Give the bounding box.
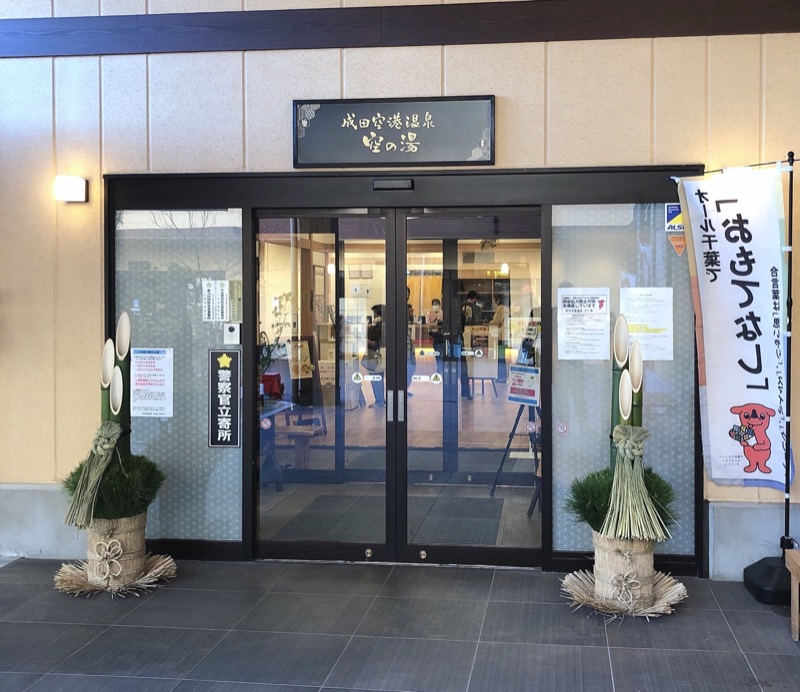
[217,353,233,368]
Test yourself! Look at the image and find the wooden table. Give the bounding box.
[787,549,800,641]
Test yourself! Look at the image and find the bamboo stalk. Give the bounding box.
[100,338,115,423]
[630,341,643,427]
[611,315,629,465]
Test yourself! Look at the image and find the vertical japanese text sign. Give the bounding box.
[679,169,787,488]
[209,350,240,448]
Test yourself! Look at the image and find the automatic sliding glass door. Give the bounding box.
[254,208,543,565]
[399,211,543,562]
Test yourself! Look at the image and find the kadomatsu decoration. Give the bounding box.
[55,312,176,596]
[561,315,687,618]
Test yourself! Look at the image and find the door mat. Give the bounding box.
[271,494,504,545]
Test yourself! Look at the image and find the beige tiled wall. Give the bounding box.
[246,49,341,172]
[1,5,799,510]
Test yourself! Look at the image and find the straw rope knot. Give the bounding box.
[612,571,641,608]
[91,434,119,456]
[92,539,123,581]
[614,548,634,565]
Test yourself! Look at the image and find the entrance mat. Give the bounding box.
[271,494,504,546]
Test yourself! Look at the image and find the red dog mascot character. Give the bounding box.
[729,403,776,474]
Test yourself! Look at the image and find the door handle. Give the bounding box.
[398,391,405,423]
[387,390,394,422]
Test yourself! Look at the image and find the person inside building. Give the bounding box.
[363,304,385,407]
[489,294,508,382]
[459,290,482,399]
[406,286,416,396]
[426,297,445,373]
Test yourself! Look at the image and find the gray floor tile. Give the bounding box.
[378,564,494,600]
[3,587,153,625]
[468,642,612,692]
[489,569,565,603]
[356,596,486,640]
[746,652,800,690]
[53,625,226,678]
[609,648,758,692]
[606,608,740,652]
[724,609,800,655]
[0,621,104,673]
[188,630,349,685]
[481,600,608,647]
[25,673,179,690]
[678,576,721,609]
[176,682,316,692]
[235,592,373,635]
[708,579,772,610]
[0,672,45,691]
[273,562,392,596]
[0,582,53,617]
[170,560,293,592]
[0,559,64,584]
[116,588,263,629]
[325,635,476,692]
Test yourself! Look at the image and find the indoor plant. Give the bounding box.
[55,312,175,596]
[258,291,293,376]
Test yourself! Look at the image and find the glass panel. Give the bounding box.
[551,203,695,555]
[406,213,543,548]
[257,215,388,544]
[115,209,243,540]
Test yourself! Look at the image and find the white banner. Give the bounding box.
[678,168,788,488]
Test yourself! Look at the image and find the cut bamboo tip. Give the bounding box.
[613,315,629,368]
[110,366,124,415]
[618,369,633,422]
[629,341,643,392]
[100,338,115,388]
[115,311,131,360]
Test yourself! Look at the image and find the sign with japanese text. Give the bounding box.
[131,348,173,418]
[508,365,540,406]
[620,287,674,361]
[678,169,788,489]
[294,96,494,168]
[209,350,240,448]
[202,279,230,322]
[557,287,610,360]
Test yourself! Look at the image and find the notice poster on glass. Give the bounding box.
[620,287,674,361]
[557,287,610,360]
[131,348,174,417]
[201,279,230,322]
[507,365,540,406]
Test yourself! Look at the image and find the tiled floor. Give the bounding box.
[1,558,799,691]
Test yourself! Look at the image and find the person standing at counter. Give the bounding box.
[426,298,445,373]
[489,294,508,382]
[406,287,416,395]
[459,291,482,399]
[363,304,385,407]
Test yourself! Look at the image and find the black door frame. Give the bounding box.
[105,165,705,575]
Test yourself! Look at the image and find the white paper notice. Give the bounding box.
[557,288,610,360]
[620,287,673,361]
[201,279,231,322]
[131,348,174,417]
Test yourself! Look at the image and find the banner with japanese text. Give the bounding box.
[678,168,789,489]
[209,350,240,448]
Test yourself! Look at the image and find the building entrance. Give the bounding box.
[255,208,544,566]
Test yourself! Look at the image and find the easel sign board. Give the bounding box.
[287,338,313,379]
[507,365,540,406]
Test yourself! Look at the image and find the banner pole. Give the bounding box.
[743,151,796,604]
[781,150,794,554]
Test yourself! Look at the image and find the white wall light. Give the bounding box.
[500,262,510,274]
[54,175,88,202]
